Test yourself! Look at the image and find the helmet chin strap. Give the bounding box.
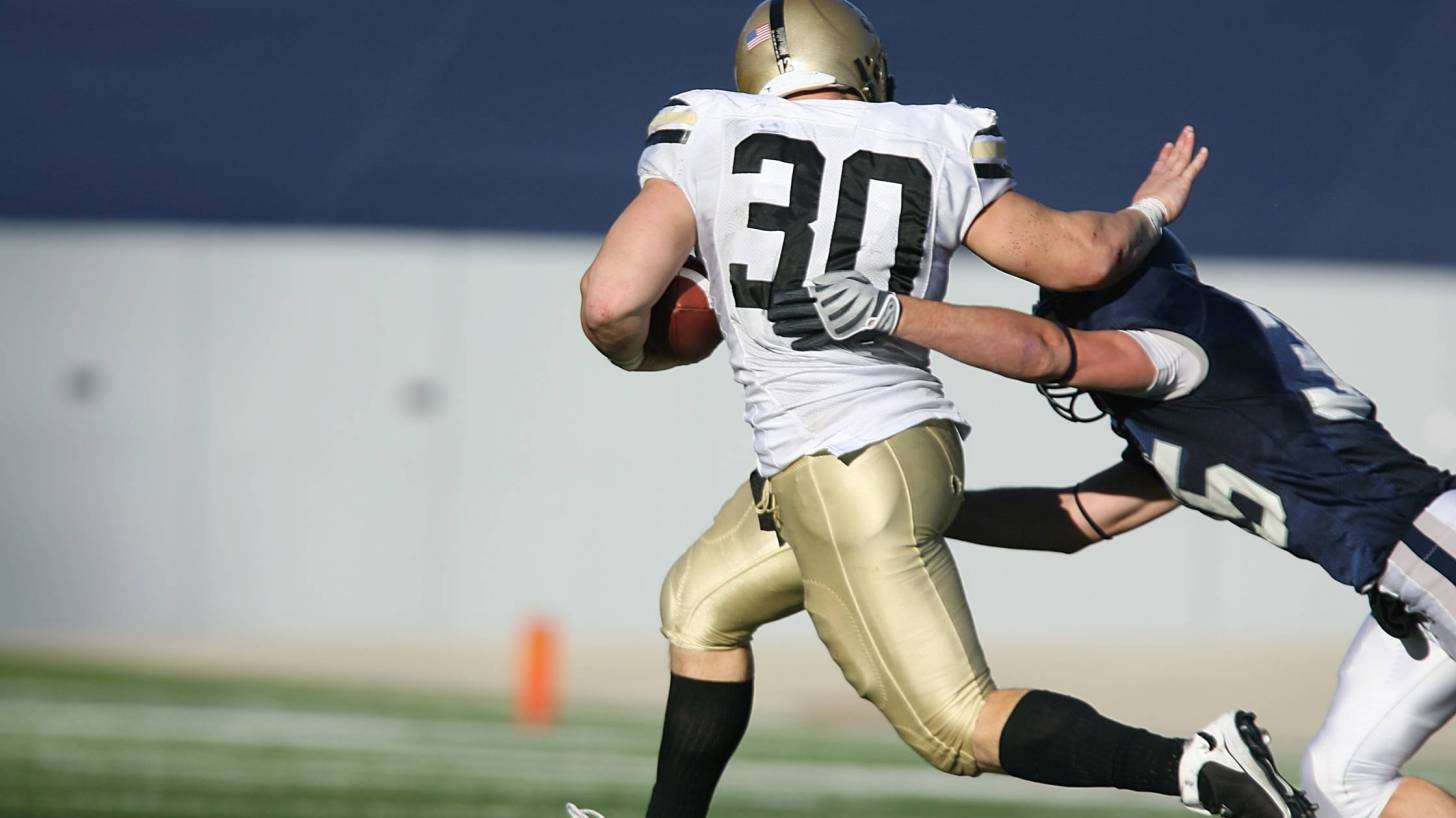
[768,0,792,74]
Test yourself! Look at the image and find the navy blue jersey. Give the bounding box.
[1036,234,1454,588]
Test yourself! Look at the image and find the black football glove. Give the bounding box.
[767,286,833,350]
[769,270,901,351]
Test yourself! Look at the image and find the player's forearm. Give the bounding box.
[578,240,673,361]
[1050,124,1209,291]
[893,296,1159,393]
[948,487,1098,553]
[579,310,649,369]
[894,298,1068,383]
[1058,124,1205,292]
[579,269,652,367]
[579,180,697,371]
[1051,207,1161,292]
[965,193,1162,293]
[949,462,1179,554]
[577,298,679,372]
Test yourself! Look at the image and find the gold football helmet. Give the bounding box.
[734,0,894,102]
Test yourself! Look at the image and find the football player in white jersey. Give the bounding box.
[578,1,1307,816]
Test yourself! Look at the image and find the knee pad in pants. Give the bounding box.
[659,479,803,651]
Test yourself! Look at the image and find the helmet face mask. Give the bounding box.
[1031,293,1110,424]
[734,0,895,103]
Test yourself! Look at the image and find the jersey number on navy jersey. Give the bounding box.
[728,134,931,311]
[1150,439,1290,547]
[1243,301,1374,422]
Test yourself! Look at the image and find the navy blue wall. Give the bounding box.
[3,1,1453,263]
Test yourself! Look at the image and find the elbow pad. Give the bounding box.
[1119,329,1207,400]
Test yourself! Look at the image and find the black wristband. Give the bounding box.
[1072,483,1112,541]
[1052,322,1078,385]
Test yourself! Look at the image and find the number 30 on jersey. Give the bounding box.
[727,133,930,310]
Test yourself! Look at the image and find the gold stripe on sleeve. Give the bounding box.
[971,140,1007,160]
[647,109,698,135]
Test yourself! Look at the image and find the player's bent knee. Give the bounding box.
[659,503,804,651]
[658,548,802,651]
[889,672,995,777]
[797,571,993,778]
[899,727,980,776]
[1302,740,1402,818]
[659,559,749,651]
[660,606,752,651]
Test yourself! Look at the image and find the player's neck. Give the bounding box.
[785,89,862,102]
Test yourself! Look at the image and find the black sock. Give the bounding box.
[644,673,753,818]
[998,690,1183,796]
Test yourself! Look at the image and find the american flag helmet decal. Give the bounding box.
[744,23,772,51]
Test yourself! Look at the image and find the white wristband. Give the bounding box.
[1128,197,1169,234]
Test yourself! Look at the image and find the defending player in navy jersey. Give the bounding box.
[772,232,1456,818]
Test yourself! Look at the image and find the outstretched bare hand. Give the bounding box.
[1130,125,1209,225]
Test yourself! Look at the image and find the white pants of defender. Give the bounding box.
[1303,491,1456,818]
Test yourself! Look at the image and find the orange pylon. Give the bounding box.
[516,615,559,727]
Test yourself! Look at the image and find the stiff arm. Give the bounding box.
[768,126,1210,350]
[963,125,1208,292]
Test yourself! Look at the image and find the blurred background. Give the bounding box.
[1,1,1453,816]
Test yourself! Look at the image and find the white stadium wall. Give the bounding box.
[1,222,1454,649]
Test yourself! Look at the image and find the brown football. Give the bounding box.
[645,256,722,365]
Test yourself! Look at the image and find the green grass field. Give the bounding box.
[0,653,1255,818]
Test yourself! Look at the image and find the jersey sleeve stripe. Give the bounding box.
[645,129,691,146]
[970,140,1006,160]
[974,162,1013,179]
[647,109,698,135]
[974,125,1003,138]
[666,96,690,107]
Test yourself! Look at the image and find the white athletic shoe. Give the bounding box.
[1178,711,1316,817]
[565,804,606,818]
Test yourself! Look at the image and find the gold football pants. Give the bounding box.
[659,421,994,776]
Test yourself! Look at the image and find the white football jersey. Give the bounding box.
[638,89,1015,475]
